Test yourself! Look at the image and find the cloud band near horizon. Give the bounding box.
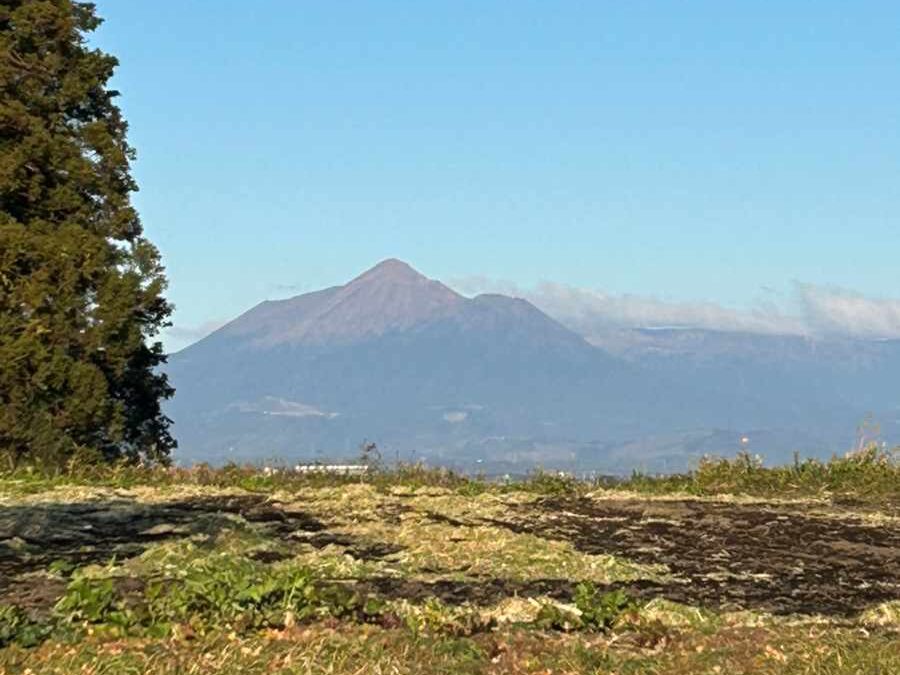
[450,277,900,341]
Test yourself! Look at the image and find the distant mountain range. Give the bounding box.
[164,260,900,472]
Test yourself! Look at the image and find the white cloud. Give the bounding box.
[530,282,806,335]
[797,284,900,339]
[450,277,900,340]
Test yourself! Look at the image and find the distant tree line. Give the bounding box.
[1,1,175,469]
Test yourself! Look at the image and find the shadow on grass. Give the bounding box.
[0,494,326,598]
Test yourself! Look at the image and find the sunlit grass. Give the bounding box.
[2,451,899,674]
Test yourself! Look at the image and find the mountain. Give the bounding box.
[164,261,897,471]
[165,260,639,467]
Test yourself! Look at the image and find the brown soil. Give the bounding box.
[486,496,900,616]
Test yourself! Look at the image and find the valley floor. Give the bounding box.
[1,474,898,674]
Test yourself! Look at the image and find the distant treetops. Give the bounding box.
[1,1,175,468]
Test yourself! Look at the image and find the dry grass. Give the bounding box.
[2,469,899,674]
[2,623,898,675]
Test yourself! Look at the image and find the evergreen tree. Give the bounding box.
[0,1,175,468]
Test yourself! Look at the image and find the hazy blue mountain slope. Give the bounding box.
[165,261,896,470]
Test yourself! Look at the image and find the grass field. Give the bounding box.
[1,450,899,674]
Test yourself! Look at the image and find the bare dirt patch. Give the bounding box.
[488,496,900,616]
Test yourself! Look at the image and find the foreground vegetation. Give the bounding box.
[3,622,899,675]
[4,443,900,507]
[1,448,899,673]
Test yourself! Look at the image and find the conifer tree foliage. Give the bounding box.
[0,1,175,468]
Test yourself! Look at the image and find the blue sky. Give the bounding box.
[89,2,900,350]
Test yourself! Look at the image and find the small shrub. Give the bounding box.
[535,586,635,632]
[573,584,635,630]
[521,470,582,497]
[0,605,51,648]
[55,577,132,628]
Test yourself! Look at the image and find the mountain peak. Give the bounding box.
[217,259,463,346]
[349,258,427,286]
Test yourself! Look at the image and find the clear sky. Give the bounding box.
[89,1,900,350]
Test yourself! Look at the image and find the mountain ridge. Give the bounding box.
[193,259,587,351]
[165,259,899,470]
